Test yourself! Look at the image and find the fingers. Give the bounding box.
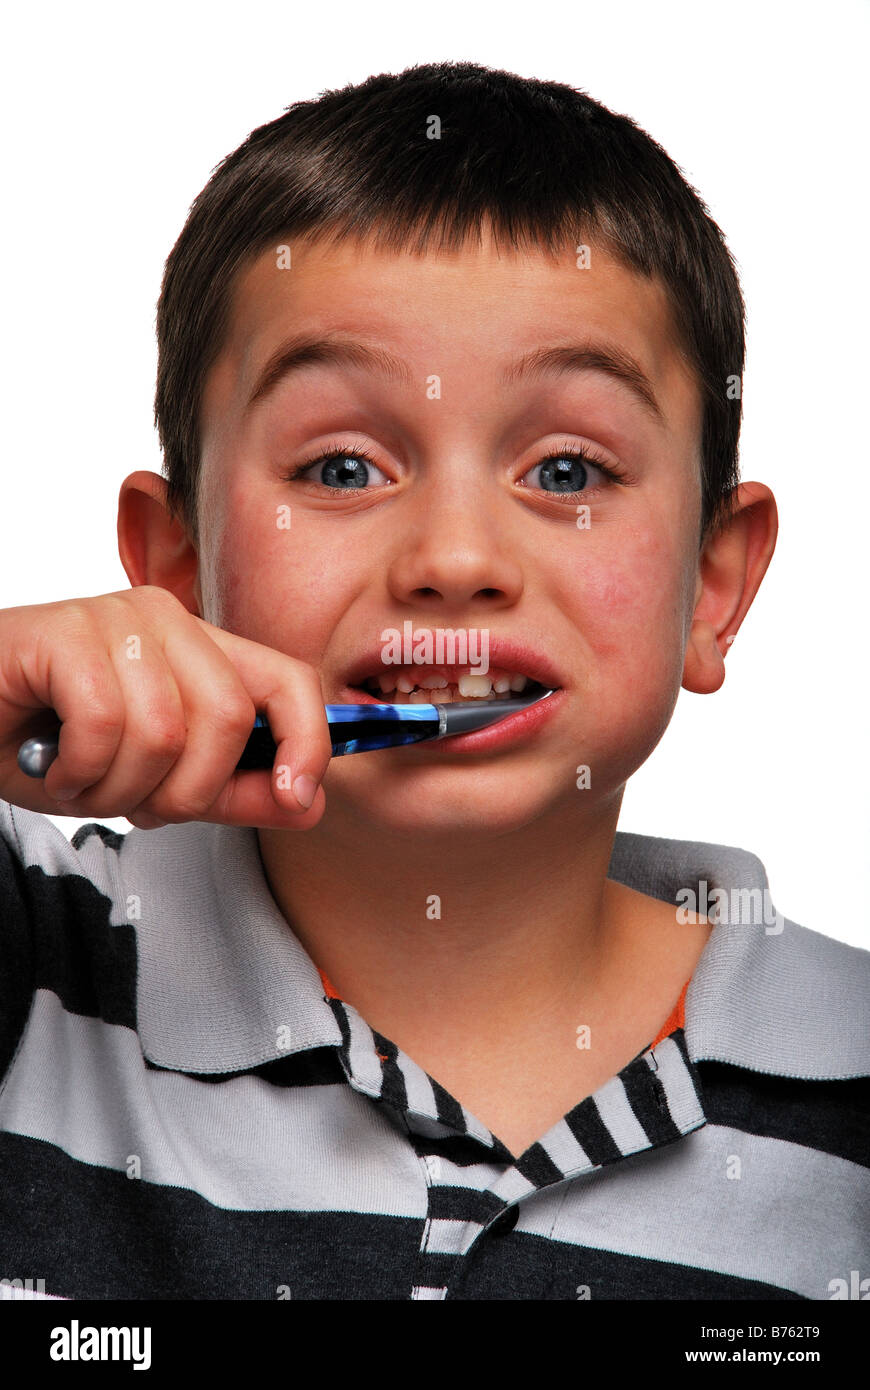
[7,588,334,831]
[183,621,333,825]
[41,602,185,807]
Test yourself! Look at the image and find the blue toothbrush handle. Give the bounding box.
[15,703,442,778]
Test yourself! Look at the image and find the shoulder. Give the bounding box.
[608,827,870,1079]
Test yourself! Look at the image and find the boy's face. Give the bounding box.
[194,228,705,834]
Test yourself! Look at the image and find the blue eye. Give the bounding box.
[281,445,390,490]
[281,440,623,496]
[524,446,619,495]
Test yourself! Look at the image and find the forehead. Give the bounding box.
[201,228,699,447]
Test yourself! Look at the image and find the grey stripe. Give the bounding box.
[538,1117,593,1175]
[609,827,870,1078]
[6,802,867,1082]
[647,1036,705,1130]
[421,1217,482,1256]
[428,1157,509,1190]
[513,1123,870,1298]
[407,1113,470,1142]
[488,1165,538,1205]
[341,1004,385,1098]
[128,821,345,1070]
[1,804,347,1071]
[395,1052,496,1146]
[396,1052,441,1121]
[687,917,870,1079]
[0,990,426,1217]
[458,1105,497,1148]
[592,1075,651,1155]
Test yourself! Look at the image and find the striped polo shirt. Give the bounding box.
[1,798,867,1301]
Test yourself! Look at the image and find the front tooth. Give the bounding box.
[419,674,448,688]
[409,689,429,703]
[509,674,528,692]
[493,675,511,693]
[458,675,494,698]
[396,673,415,693]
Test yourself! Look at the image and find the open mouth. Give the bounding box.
[350,669,554,705]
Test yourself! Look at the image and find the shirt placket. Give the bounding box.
[325,993,707,1299]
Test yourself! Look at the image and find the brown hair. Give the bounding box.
[155,60,745,547]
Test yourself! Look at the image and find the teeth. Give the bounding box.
[458,674,494,698]
[361,667,538,703]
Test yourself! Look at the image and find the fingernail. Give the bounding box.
[292,774,317,810]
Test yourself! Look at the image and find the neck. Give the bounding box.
[256,788,637,1052]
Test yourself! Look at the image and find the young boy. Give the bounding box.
[1,61,867,1303]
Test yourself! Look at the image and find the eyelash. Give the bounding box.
[279,440,626,497]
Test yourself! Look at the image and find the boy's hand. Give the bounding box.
[0,586,331,828]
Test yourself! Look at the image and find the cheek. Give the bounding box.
[200,490,359,659]
[559,523,689,686]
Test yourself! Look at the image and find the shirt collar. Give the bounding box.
[124,821,868,1082]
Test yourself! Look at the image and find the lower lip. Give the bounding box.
[337,684,565,754]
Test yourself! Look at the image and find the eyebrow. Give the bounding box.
[244,332,664,424]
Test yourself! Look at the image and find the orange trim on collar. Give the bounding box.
[318,967,341,1000]
[321,967,690,1052]
[650,979,689,1049]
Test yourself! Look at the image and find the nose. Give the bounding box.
[385,477,524,611]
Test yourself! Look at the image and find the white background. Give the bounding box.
[1,0,867,946]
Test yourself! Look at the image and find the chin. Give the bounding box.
[328,767,566,838]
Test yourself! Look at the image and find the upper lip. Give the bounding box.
[341,637,564,692]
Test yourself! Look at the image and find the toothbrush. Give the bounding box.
[16,685,556,776]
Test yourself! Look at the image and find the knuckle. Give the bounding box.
[71,658,118,711]
[132,583,179,612]
[139,710,187,760]
[210,688,256,737]
[74,709,125,764]
[164,788,214,821]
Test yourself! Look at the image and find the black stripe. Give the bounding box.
[621,1055,682,1145]
[143,1048,347,1087]
[326,996,353,1073]
[427,1185,504,1224]
[450,1228,808,1300]
[430,1076,469,1135]
[696,1061,870,1166]
[515,1141,564,1187]
[0,834,36,1085]
[70,822,127,853]
[7,861,138,1029]
[371,1030,409,1113]
[564,1094,623,1166]
[406,1131,512,1167]
[0,1131,421,1300]
[413,1250,461,1291]
[671,1028,706,1109]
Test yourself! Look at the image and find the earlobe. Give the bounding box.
[682,481,778,696]
[117,470,201,614]
[682,618,726,694]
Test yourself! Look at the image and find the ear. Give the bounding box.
[682,481,778,694]
[117,471,203,616]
